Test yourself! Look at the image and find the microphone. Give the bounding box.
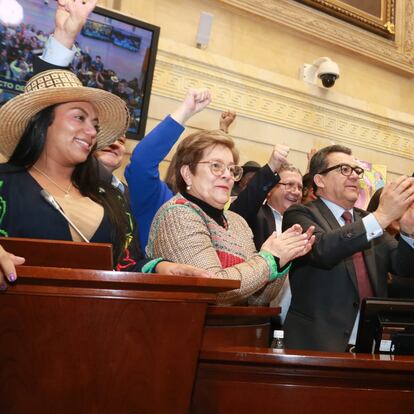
[40,189,90,243]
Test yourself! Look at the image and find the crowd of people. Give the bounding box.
[0,5,143,133]
[0,0,413,354]
[0,21,44,80]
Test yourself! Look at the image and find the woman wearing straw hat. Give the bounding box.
[0,69,209,288]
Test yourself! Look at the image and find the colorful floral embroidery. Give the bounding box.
[0,180,8,237]
[117,211,137,270]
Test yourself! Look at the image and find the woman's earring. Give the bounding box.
[186,184,192,191]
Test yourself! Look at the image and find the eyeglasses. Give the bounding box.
[318,163,364,178]
[278,182,303,192]
[196,160,243,181]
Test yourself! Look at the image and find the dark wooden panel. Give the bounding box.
[11,266,239,300]
[0,267,239,414]
[1,237,113,270]
[202,306,280,349]
[192,347,414,414]
[1,294,205,413]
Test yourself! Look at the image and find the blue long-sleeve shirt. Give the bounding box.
[126,116,280,252]
[125,116,184,249]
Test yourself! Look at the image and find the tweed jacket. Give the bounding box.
[282,198,414,352]
[147,194,285,305]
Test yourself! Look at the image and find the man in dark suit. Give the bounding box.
[252,164,303,250]
[251,164,303,322]
[282,144,414,352]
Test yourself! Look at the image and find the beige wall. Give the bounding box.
[105,0,414,182]
[116,0,414,114]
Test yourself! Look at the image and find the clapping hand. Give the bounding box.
[261,224,315,268]
[374,176,414,230]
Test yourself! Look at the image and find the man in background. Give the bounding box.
[301,172,317,204]
[95,135,127,192]
[251,164,303,323]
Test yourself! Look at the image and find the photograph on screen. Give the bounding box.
[0,0,160,139]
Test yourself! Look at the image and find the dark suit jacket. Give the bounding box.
[251,203,276,251]
[282,198,414,352]
[230,165,279,231]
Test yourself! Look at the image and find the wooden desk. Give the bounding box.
[192,347,414,414]
[202,306,280,349]
[0,266,239,414]
[0,236,113,270]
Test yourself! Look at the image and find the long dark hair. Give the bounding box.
[8,104,129,264]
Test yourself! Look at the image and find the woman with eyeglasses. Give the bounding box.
[146,130,315,305]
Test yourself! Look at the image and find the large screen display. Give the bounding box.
[0,0,160,139]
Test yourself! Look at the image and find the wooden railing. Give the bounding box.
[2,237,414,414]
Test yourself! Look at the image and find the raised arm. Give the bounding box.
[170,89,212,124]
[229,144,289,226]
[219,110,236,133]
[34,0,97,73]
[125,89,211,249]
[54,0,98,49]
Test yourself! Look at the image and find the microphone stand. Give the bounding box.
[40,189,90,243]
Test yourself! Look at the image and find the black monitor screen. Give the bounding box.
[355,297,414,355]
[0,0,160,140]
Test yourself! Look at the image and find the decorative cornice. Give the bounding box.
[218,0,414,75]
[295,0,395,37]
[153,39,414,160]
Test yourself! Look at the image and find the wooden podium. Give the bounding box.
[192,347,414,413]
[202,305,280,349]
[0,238,239,414]
[4,238,413,414]
[0,236,114,270]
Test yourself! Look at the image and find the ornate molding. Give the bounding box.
[218,0,414,76]
[294,0,395,38]
[152,39,414,160]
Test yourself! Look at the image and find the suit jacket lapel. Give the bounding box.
[313,198,341,230]
[263,204,276,234]
[313,198,360,294]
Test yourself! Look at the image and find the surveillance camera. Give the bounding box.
[300,57,340,88]
[317,59,340,88]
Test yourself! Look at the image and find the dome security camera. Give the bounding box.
[300,57,340,88]
[318,73,338,88]
[317,59,340,88]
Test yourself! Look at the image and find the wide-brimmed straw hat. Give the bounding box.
[0,69,130,160]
